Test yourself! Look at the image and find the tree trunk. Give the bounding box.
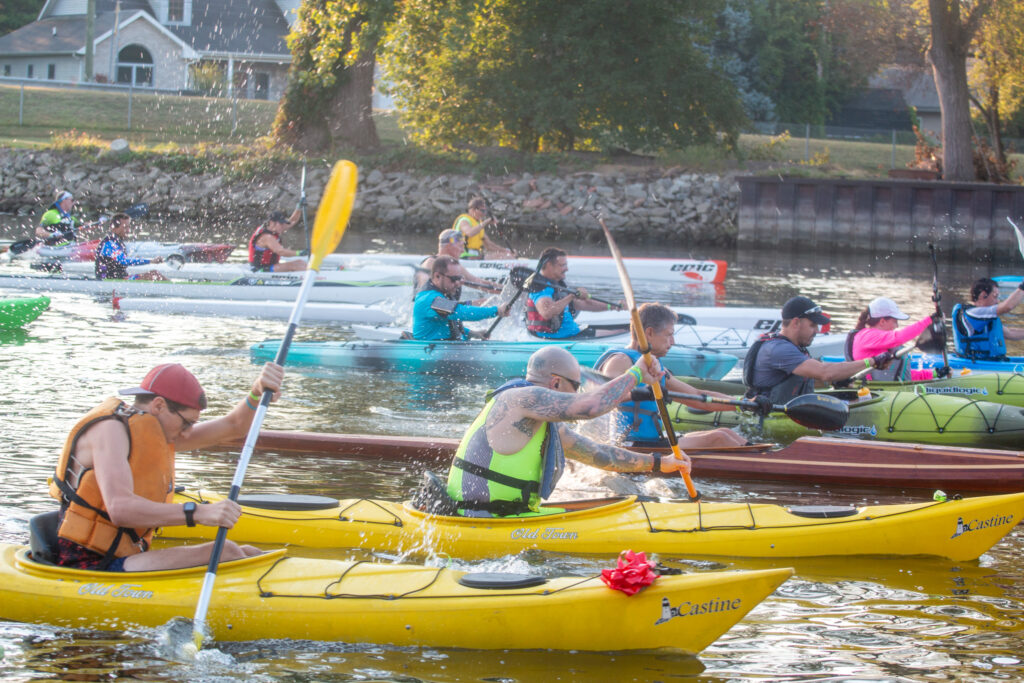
[926,0,975,181]
[327,53,380,151]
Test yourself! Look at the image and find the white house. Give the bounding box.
[0,0,301,100]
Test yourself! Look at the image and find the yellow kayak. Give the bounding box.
[160,490,1024,562]
[0,544,789,653]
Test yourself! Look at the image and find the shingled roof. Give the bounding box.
[0,0,290,59]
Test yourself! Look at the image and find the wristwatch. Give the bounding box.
[183,501,197,527]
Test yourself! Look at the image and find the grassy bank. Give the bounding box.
[1,82,1020,181]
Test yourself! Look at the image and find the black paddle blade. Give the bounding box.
[782,394,849,431]
[7,238,39,255]
[508,266,536,290]
[916,320,947,354]
[125,202,149,219]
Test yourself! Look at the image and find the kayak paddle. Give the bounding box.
[1009,217,1024,261]
[8,202,149,255]
[599,216,699,500]
[298,163,310,255]
[481,270,534,339]
[927,243,952,378]
[188,160,358,654]
[664,390,849,432]
[580,367,849,432]
[510,266,623,311]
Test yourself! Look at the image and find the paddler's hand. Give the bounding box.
[654,453,691,475]
[574,287,592,300]
[631,355,664,387]
[497,301,511,317]
[195,499,243,528]
[151,256,163,264]
[871,350,896,370]
[252,362,284,403]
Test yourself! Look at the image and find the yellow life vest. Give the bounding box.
[49,397,176,559]
[452,213,483,251]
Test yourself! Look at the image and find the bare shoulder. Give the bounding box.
[598,351,632,374]
[76,417,131,466]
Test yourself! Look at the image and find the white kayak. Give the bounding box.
[115,297,395,324]
[22,240,234,264]
[0,273,407,304]
[322,252,728,284]
[577,307,783,332]
[51,260,414,285]
[351,323,846,360]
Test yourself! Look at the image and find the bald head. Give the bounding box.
[525,346,580,386]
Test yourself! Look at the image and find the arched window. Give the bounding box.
[116,44,153,86]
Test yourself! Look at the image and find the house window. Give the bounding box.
[3,65,10,76]
[47,64,55,80]
[27,64,33,78]
[168,0,184,22]
[253,73,269,100]
[116,44,153,86]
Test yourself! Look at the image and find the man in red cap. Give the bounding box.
[49,361,284,572]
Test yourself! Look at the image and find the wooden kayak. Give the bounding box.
[232,431,1024,493]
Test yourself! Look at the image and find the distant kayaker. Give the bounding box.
[35,190,78,242]
[595,302,752,448]
[249,208,305,273]
[844,297,940,380]
[744,295,895,404]
[412,256,511,340]
[452,197,515,260]
[414,229,503,295]
[525,247,627,339]
[95,213,167,281]
[444,346,690,517]
[49,361,284,571]
[952,278,1024,360]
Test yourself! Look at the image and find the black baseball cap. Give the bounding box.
[781,296,830,325]
[268,210,289,223]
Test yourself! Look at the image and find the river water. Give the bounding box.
[1,230,1023,682]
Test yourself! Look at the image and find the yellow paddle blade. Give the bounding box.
[309,160,358,272]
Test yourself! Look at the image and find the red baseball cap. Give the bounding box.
[120,363,207,410]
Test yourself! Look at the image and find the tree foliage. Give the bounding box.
[272,0,396,152]
[382,0,746,153]
[968,0,1024,167]
[0,0,43,37]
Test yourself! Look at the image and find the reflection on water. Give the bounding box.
[1,242,1023,681]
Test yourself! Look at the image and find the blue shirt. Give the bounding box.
[412,288,498,341]
[527,286,580,339]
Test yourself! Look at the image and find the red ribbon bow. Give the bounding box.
[600,550,659,596]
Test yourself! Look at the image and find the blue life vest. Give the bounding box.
[594,348,667,443]
[952,303,1007,360]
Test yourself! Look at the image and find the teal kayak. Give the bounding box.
[251,338,738,380]
[669,386,1024,449]
[0,296,49,329]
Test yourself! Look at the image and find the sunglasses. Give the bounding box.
[170,406,198,430]
[804,305,822,315]
[553,373,581,392]
[444,273,463,283]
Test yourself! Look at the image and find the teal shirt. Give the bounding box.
[412,287,497,340]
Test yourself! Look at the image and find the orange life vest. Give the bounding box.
[49,397,176,560]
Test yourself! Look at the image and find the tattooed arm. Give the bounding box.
[557,423,690,474]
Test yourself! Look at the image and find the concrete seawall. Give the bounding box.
[738,176,1024,259]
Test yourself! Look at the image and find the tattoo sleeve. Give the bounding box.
[516,375,637,422]
[557,424,653,472]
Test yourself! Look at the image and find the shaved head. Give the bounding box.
[526,346,580,385]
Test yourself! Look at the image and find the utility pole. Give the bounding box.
[85,0,96,81]
[107,0,121,82]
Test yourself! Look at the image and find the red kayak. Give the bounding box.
[231,431,1024,493]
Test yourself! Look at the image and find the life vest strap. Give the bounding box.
[452,457,539,506]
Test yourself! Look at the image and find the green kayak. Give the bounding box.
[669,387,1024,449]
[687,371,1024,409]
[0,296,49,329]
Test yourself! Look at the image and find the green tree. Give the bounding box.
[272,0,396,152]
[383,0,746,153]
[968,0,1024,169]
[0,0,43,36]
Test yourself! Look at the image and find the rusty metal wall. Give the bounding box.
[737,176,1024,258]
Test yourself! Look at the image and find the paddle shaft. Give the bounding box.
[1009,217,1024,262]
[529,272,623,309]
[191,269,318,638]
[191,160,357,649]
[928,244,951,375]
[299,164,309,255]
[9,203,149,254]
[482,286,522,339]
[600,217,698,499]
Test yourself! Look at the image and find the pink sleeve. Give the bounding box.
[850,317,932,359]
